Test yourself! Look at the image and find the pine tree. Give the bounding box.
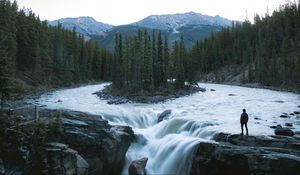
[163,35,169,87]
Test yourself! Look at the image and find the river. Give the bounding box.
[34,83,300,175]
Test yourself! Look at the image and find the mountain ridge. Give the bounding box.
[49,16,114,36]
[132,11,232,32]
[49,12,233,49]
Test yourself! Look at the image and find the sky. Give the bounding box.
[14,0,289,25]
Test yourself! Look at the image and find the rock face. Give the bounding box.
[157,110,172,123]
[0,108,134,175]
[128,157,148,175]
[43,142,89,175]
[191,133,300,175]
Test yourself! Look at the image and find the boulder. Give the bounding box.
[157,110,172,123]
[275,127,294,136]
[280,115,288,118]
[294,111,300,115]
[129,157,148,175]
[285,123,293,127]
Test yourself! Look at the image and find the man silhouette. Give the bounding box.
[240,109,248,135]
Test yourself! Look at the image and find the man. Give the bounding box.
[240,109,248,135]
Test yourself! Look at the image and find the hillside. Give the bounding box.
[191,3,300,90]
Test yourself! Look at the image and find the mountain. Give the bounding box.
[49,16,114,37]
[132,12,232,32]
[50,12,232,49]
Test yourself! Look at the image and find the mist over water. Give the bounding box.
[35,83,300,175]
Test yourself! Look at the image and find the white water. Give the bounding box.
[34,83,300,175]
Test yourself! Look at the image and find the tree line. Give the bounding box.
[1,0,299,103]
[190,2,300,89]
[0,0,112,102]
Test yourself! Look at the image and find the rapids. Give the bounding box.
[34,83,300,175]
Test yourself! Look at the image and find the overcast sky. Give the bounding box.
[15,0,288,25]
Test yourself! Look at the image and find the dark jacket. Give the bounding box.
[240,113,248,124]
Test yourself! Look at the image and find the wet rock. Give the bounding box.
[270,125,277,129]
[285,123,293,127]
[274,100,284,103]
[280,114,288,118]
[57,100,62,103]
[213,133,300,149]
[129,157,148,175]
[191,142,300,175]
[210,89,216,91]
[275,127,295,136]
[228,94,236,96]
[193,133,300,175]
[254,117,261,120]
[95,84,205,104]
[157,110,172,123]
[294,111,300,115]
[290,113,295,115]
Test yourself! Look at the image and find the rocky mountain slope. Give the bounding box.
[49,17,113,37]
[49,12,232,49]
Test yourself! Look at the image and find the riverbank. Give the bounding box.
[199,64,300,94]
[94,84,206,104]
[210,81,300,94]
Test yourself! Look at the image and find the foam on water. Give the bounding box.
[35,83,300,175]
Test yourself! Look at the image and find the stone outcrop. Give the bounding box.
[191,133,300,175]
[0,108,134,175]
[94,85,206,104]
[128,157,148,175]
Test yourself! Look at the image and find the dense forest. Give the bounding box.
[112,31,193,93]
[190,2,300,89]
[0,0,112,101]
[1,0,300,104]
[111,1,300,93]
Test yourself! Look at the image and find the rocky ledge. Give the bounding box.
[0,107,134,175]
[94,85,206,104]
[191,133,300,175]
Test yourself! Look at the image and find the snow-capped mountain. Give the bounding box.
[50,12,233,49]
[132,12,232,32]
[49,17,113,36]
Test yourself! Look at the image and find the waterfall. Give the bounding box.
[35,83,300,175]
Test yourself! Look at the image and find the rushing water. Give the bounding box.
[34,83,300,175]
